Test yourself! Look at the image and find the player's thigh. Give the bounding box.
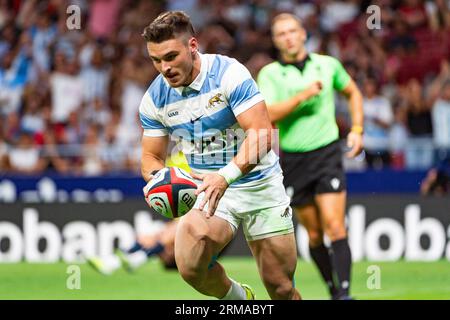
[175,209,234,268]
[314,191,347,239]
[248,233,298,287]
[294,203,323,246]
[312,141,347,239]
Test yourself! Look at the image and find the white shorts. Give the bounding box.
[194,173,294,241]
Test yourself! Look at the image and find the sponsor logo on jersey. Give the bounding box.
[190,114,204,123]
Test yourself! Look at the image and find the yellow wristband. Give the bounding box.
[351,125,364,134]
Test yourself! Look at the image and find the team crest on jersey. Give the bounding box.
[207,93,224,109]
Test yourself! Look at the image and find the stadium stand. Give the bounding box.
[0,0,449,178]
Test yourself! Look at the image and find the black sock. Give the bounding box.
[126,242,143,254]
[309,243,338,297]
[330,238,352,298]
[143,242,165,257]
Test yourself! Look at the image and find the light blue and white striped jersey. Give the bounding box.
[139,53,281,186]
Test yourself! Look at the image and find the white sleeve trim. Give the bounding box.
[222,62,253,95]
[139,93,156,118]
[232,93,264,117]
[143,129,169,137]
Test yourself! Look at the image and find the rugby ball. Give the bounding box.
[143,167,198,219]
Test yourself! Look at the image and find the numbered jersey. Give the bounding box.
[139,53,281,187]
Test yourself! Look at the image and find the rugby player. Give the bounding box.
[139,11,300,300]
[258,13,364,300]
[86,219,178,275]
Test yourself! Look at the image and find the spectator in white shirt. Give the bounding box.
[49,52,83,124]
[6,131,47,174]
[362,77,394,169]
[432,80,450,163]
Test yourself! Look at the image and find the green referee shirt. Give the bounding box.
[257,53,351,152]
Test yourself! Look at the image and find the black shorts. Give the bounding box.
[281,140,346,207]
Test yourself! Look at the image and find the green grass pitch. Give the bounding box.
[0,258,449,300]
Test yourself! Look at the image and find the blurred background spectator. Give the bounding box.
[0,0,449,176]
[402,78,434,169]
[362,76,394,169]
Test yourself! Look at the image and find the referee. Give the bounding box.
[258,13,363,300]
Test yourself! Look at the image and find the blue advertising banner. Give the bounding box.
[0,169,428,203]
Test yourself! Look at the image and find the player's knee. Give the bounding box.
[275,281,295,300]
[262,273,295,300]
[179,266,201,285]
[178,264,212,293]
[307,230,323,247]
[267,279,295,300]
[323,220,346,241]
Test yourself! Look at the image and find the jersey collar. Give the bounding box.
[172,52,207,96]
[278,53,311,72]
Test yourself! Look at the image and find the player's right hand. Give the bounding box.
[306,81,322,98]
[191,172,228,218]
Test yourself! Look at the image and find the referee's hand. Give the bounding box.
[346,131,363,158]
[306,81,322,99]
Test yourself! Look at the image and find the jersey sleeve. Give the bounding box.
[139,92,169,137]
[257,66,279,106]
[221,61,264,117]
[332,57,351,91]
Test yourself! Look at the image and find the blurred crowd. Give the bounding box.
[0,0,449,176]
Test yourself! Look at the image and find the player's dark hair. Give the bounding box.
[142,11,195,43]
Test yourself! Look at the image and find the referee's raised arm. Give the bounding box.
[261,79,323,123]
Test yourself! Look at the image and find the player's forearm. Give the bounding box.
[266,90,311,122]
[232,126,273,176]
[141,155,165,182]
[348,89,364,130]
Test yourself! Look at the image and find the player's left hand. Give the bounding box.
[346,131,363,158]
[191,172,228,218]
